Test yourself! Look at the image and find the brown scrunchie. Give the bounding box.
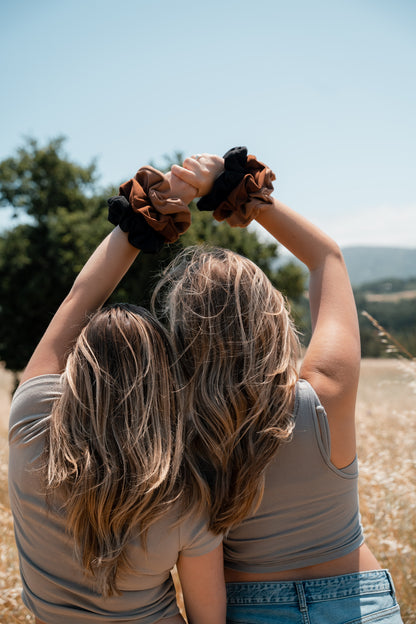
[214,154,276,227]
[119,166,191,244]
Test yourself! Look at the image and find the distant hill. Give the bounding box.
[341,247,416,286]
[276,246,416,287]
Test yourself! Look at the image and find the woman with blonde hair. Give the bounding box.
[155,148,403,623]
[8,166,225,624]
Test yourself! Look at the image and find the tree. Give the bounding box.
[0,138,305,377]
[0,138,112,379]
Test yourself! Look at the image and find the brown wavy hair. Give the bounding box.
[153,246,300,535]
[44,304,183,596]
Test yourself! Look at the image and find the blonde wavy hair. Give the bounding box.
[44,304,183,596]
[153,246,300,535]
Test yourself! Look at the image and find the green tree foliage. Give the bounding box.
[0,138,111,375]
[352,277,416,357]
[356,295,416,358]
[0,138,305,375]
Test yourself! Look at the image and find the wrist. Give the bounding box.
[180,184,198,205]
[196,147,275,226]
[256,198,277,220]
[108,165,192,252]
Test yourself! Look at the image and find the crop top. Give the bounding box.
[8,375,222,624]
[223,379,364,572]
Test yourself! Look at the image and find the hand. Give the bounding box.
[171,153,224,197]
[164,170,198,205]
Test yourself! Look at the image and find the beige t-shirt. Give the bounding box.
[9,374,222,624]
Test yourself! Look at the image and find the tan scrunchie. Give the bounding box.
[119,166,191,244]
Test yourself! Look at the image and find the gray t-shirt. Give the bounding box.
[9,374,222,624]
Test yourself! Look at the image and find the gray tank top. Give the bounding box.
[223,379,364,572]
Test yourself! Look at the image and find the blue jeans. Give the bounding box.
[226,570,403,624]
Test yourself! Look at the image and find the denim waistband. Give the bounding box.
[226,570,395,604]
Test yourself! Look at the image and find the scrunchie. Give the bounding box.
[197,147,276,227]
[108,196,164,253]
[108,166,192,252]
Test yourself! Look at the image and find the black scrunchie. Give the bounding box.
[197,146,248,212]
[107,196,164,253]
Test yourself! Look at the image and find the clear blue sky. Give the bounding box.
[1,0,415,247]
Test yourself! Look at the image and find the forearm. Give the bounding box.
[256,197,359,371]
[21,227,139,382]
[69,226,139,305]
[256,198,341,271]
[47,226,139,347]
[256,198,355,330]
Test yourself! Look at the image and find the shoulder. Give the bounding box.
[9,374,62,445]
[178,506,223,557]
[12,374,63,414]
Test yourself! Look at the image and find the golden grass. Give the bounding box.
[364,290,416,303]
[356,358,416,622]
[0,361,415,622]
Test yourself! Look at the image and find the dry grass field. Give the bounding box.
[0,359,415,623]
[364,290,416,303]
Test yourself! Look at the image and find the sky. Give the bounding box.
[1,0,415,248]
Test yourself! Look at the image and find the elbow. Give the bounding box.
[323,239,344,262]
[308,238,344,272]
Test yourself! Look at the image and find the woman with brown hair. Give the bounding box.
[8,166,225,624]
[155,148,403,623]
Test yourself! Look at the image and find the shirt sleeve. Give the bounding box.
[9,374,62,446]
[179,509,223,558]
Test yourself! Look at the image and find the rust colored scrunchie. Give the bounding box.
[197,147,276,227]
[108,166,191,252]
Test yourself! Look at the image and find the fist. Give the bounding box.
[171,153,224,197]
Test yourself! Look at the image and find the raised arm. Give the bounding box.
[173,154,360,468]
[20,168,199,387]
[256,200,360,468]
[20,226,140,385]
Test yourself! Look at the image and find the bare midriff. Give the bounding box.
[224,543,381,583]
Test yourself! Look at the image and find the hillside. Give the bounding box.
[341,247,416,286]
[277,246,416,287]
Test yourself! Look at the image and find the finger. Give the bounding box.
[171,164,199,187]
[171,171,199,191]
[187,154,224,177]
[182,157,203,172]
